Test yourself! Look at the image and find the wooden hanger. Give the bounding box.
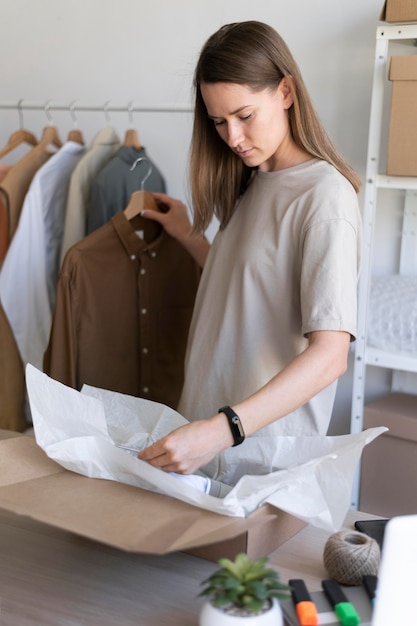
[124,190,159,220]
[67,128,85,145]
[67,101,85,145]
[123,128,141,150]
[40,125,62,149]
[0,100,39,159]
[123,101,142,150]
[0,128,38,160]
[39,101,62,150]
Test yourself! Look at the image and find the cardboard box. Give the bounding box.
[0,433,305,562]
[360,393,417,517]
[387,55,417,176]
[381,0,417,22]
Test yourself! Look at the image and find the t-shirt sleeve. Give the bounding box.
[300,216,361,340]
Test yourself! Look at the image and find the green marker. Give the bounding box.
[322,579,360,626]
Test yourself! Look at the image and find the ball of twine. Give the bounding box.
[323,530,380,586]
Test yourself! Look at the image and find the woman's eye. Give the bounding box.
[240,114,252,121]
[213,119,225,127]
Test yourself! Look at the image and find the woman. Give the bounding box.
[138,21,362,480]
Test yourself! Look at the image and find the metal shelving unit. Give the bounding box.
[350,24,417,508]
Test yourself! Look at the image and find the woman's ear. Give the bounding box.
[279,76,294,109]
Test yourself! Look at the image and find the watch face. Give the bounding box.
[232,415,245,437]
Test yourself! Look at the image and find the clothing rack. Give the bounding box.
[0,100,192,113]
[0,100,193,123]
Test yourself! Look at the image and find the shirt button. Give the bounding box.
[150,251,156,258]
[130,254,136,260]
[142,347,148,354]
[142,387,149,393]
[141,308,147,315]
[140,268,146,275]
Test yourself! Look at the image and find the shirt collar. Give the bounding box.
[111,210,165,257]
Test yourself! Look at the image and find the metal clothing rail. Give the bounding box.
[0,99,193,118]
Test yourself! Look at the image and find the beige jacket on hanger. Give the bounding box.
[0,129,60,244]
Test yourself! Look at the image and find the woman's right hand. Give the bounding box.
[142,192,210,268]
[142,192,193,242]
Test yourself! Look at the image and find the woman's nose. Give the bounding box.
[226,122,244,148]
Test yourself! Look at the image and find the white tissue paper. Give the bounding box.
[26,364,386,531]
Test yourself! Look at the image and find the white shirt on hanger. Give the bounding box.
[0,140,85,371]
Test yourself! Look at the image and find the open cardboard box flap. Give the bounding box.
[0,434,300,557]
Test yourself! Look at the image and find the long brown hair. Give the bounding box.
[190,21,361,233]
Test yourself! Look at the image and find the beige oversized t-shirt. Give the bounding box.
[178,159,361,436]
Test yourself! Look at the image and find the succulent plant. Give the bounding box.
[200,552,290,616]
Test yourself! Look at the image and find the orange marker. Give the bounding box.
[289,579,318,626]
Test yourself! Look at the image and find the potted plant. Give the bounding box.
[199,552,290,625]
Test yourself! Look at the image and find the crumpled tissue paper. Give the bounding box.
[26,364,386,531]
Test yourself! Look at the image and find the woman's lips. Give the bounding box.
[237,148,253,158]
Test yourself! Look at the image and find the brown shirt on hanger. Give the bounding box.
[0,302,27,432]
[43,210,201,410]
[0,190,9,266]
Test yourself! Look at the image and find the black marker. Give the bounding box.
[322,579,360,626]
[363,574,378,605]
[289,579,318,626]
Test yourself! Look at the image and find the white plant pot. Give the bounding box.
[199,598,284,625]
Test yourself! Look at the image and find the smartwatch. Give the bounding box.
[218,405,245,447]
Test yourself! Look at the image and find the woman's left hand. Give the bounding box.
[138,414,233,474]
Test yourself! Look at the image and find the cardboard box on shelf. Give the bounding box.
[381,0,417,22]
[360,393,417,518]
[387,55,417,177]
[0,432,305,562]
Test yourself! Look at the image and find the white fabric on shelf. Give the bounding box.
[368,275,417,354]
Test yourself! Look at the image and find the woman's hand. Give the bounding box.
[138,413,233,474]
[138,331,351,473]
[142,192,192,241]
[141,192,211,268]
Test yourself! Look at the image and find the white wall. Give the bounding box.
[0,0,387,433]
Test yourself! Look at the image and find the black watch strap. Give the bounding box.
[218,405,245,447]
